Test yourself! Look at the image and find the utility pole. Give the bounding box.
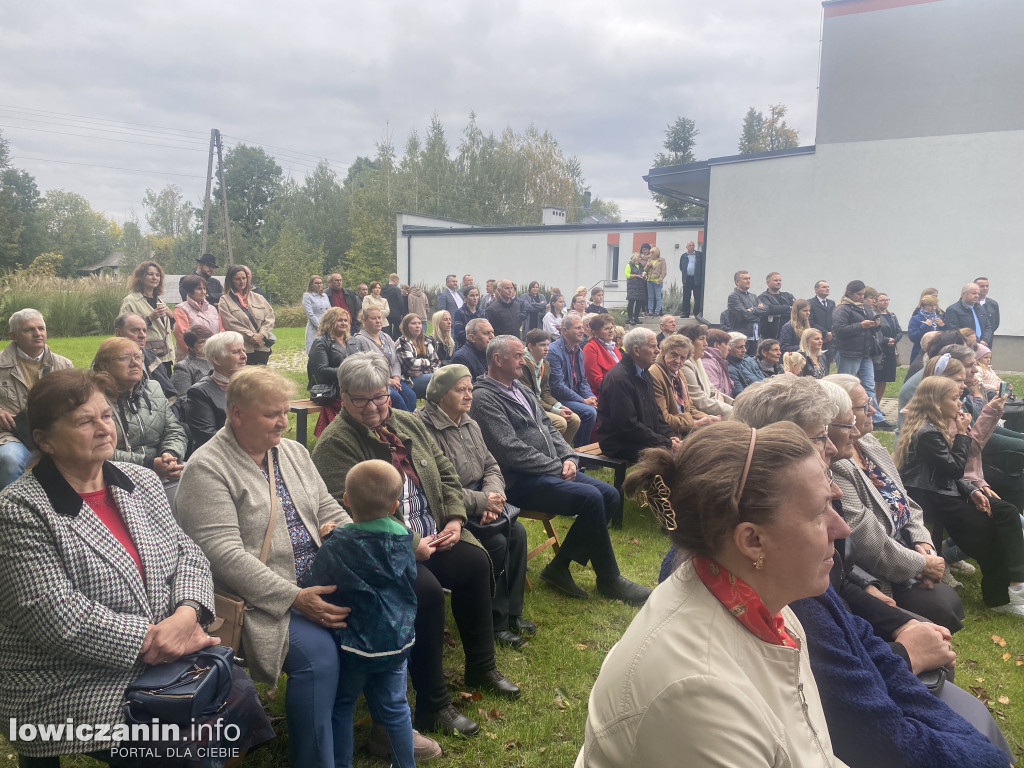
[214,129,234,267]
[200,129,215,254]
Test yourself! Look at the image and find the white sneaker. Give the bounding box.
[949,560,977,576]
[1008,586,1024,606]
[990,603,1024,617]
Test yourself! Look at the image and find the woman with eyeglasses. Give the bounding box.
[580,419,850,767]
[91,337,186,488]
[311,353,519,739]
[825,374,964,632]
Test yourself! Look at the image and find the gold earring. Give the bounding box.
[752,555,765,570]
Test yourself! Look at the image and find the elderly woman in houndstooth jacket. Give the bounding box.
[0,369,272,765]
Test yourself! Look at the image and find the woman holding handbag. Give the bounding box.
[218,265,276,366]
[120,260,176,376]
[177,367,433,768]
[0,369,273,765]
[307,307,350,437]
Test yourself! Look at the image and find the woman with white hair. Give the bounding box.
[184,330,247,452]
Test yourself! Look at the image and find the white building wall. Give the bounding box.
[703,129,1024,334]
[398,213,702,308]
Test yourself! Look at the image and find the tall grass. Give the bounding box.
[0,274,127,336]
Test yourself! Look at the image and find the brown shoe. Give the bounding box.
[368,722,443,761]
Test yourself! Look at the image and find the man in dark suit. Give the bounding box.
[975,276,1000,344]
[326,273,362,333]
[381,273,405,339]
[944,283,993,346]
[757,272,795,342]
[810,279,836,369]
[678,241,704,317]
[437,274,464,316]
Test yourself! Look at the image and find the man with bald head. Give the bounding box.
[326,273,361,333]
[485,279,525,338]
[678,240,704,317]
[944,283,992,346]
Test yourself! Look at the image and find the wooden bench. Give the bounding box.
[290,398,325,446]
[574,442,630,528]
[519,510,560,591]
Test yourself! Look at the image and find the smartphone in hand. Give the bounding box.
[428,531,454,548]
[999,381,1010,398]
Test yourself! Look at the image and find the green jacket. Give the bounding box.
[311,408,484,556]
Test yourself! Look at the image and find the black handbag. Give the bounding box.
[123,645,235,725]
[309,382,339,403]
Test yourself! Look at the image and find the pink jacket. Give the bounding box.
[703,347,733,398]
[953,401,1001,488]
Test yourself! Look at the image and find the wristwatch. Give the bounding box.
[179,600,205,626]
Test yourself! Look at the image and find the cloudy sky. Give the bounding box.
[3,0,823,225]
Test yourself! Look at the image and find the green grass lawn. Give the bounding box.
[7,337,1023,765]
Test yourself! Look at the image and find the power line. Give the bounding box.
[0,104,209,138]
[9,155,206,179]
[0,124,208,153]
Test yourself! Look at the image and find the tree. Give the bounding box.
[39,190,114,275]
[214,144,283,244]
[650,116,704,220]
[738,104,799,154]
[142,184,194,237]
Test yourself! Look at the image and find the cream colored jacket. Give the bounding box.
[576,560,848,768]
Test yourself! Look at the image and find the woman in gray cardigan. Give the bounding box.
[175,367,353,768]
[416,365,534,649]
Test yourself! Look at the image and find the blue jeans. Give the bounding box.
[410,373,433,399]
[835,353,884,423]
[562,400,597,447]
[505,471,620,581]
[281,612,345,768]
[0,440,31,489]
[336,657,414,768]
[647,282,663,314]
[390,381,417,411]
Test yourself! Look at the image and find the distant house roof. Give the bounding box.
[78,251,123,275]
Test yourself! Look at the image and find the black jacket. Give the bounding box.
[307,334,348,390]
[596,356,673,462]
[381,284,405,324]
[980,298,999,336]
[726,289,766,337]
[678,250,705,286]
[328,287,362,333]
[485,298,524,338]
[449,344,488,381]
[832,301,876,358]
[944,300,993,346]
[899,423,977,498]
[184,375,226,453]
[756,290,794,342]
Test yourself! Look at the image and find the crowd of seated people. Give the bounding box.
[0,268,1018,767]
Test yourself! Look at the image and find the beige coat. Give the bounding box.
[577,560,847,768]
[119,292,176,363]
[174,427,351,684]
[645,257,667,283]
[362,293,390,319]
[0,342,73,446]
[218,291,276,354]
[681,357,733,417]
[647,360,708,436]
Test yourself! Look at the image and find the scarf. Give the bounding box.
[232,290,250,309]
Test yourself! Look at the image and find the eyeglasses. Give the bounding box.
[112,354,144,363]
[829,421,856,431]
[808,433,829,446]
[826,468,835,485]
[347,393,390,409]
[852,402,875,415]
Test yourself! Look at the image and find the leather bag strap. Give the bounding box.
[259,449,279,564]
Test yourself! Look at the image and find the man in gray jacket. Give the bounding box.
[471,335,650,605]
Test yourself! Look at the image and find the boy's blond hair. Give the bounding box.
[344,460,403,523]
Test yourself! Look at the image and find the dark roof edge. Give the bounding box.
[644,145,816,180]
[402,219,705,237]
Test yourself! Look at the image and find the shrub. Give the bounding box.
[46,290,98,338]
[273,304,307,328]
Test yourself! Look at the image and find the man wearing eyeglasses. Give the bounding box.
[0,308,74,488]
[114,313,176,399]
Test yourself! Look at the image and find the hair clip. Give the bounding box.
[933,353,951,376]
[637,474,676,531]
